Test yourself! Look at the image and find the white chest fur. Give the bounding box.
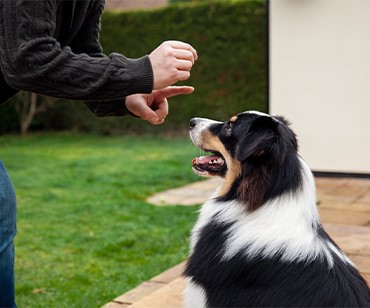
[183,278,207,308]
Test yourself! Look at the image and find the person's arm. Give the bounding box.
[84,99,130,117]
[69,0,199,119]
[69,0,133,117]
[0,0,153,102]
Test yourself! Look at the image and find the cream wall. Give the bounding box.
[269,0,370,174]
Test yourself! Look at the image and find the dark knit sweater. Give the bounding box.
[0,0,154,116]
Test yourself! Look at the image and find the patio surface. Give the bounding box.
[103,176,370,308]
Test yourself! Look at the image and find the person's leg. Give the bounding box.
[0,161,17,308]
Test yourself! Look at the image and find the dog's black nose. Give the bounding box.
[190,118,197,130]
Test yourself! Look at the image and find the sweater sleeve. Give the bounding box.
[69,0,134,117]
[0,0,153,104]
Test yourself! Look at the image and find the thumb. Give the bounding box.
[135,103,159,124]
[140,106,158,124]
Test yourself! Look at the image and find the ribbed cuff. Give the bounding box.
[84,99,130,117]
[125,55,153,95]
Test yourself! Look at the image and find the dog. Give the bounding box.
[184,111,370,307]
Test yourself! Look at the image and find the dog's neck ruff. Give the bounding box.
[190,158,351,268]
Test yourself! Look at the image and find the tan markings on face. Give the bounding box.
[230,116,238,123]
[201,130,241,196]
[220,157,241,197]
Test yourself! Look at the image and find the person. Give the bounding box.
[0,0,198,306]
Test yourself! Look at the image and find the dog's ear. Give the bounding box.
[236,116,285,164]
[273,115,290,126]
[273,115,299,151]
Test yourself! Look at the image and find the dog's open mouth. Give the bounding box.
[192,151,226,177]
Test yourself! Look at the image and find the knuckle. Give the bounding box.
[165,48,175,58]
[171,68,179,78]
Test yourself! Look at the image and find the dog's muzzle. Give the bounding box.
[189,117,219,146]
[189,117,226,177]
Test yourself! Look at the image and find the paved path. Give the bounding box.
[147,177,222,206]
[103,177,370,308]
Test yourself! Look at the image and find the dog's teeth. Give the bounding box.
[207,158,224,165]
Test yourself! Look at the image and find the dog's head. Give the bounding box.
[189,111,302,210]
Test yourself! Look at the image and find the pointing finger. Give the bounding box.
[156,86,195,101]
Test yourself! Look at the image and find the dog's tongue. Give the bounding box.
[192,155,220,165]
[192,154,225,176]
[192,155,225,166]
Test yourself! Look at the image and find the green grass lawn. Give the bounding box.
[0,133,204,307]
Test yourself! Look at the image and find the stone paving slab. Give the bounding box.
[102,263,185,308]
[112,281,164,306]
[324,224,370,257]
[319,207,370,226]
[147,177,222,206]
[349,255,370,276]
[150,263,185,284]
[129,277,185,308]
[109,263,185,306]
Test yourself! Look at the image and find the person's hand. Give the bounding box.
[125,86,194,125]
[149,41,198,90]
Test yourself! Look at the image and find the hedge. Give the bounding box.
[0,0,267,134]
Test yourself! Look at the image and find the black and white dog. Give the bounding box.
[184,111,370,307]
